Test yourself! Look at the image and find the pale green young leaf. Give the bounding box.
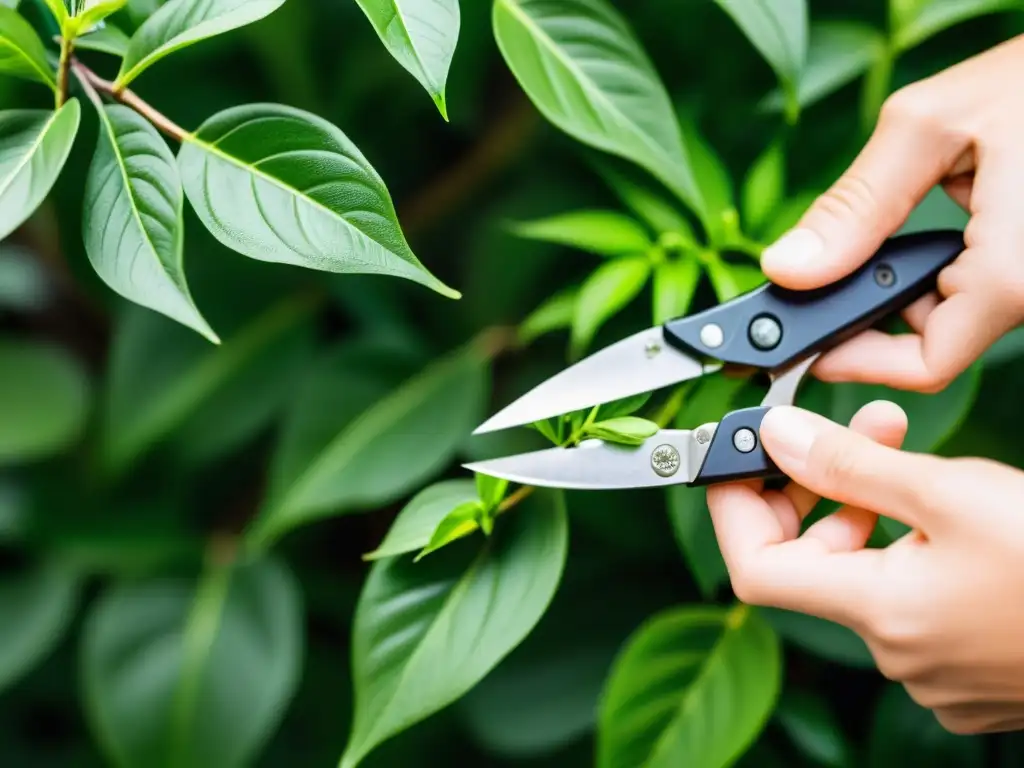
[75,22,131,56]
[250,336,489,549]
[0,559,79,693]
[353,0,460,119]
[475,473,508,512]
[0,100,81,241]
[492,0,703,217]
[596,391,652,421]
[115,0,287,87]
[509,210,652,257]
[597,604,781,768]
[0,6,56,88]
[893,0,1020,52]
[705,256,765,302]
[759,22,885,112]
[518,286,577,345]
[41,0,68,26]
[81,557,303,768]
[742,138,785,235]
[340,488,567,768]
[775,689,852,768]
[714,0,808,90]
[593,160,697,241]
[676,114,734,245]
[83,101,216,343]
[0,339,90,465]
[571,255,650,358]
[414,500,486,561]
[652,256,700,325]
[71,0,128,32]
[177,103,458,299]
[362,479,480,561]
[582,416,659,446]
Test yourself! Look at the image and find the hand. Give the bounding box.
[706,402,1024,735]
[760,34,1024,393]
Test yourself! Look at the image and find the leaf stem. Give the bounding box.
[497,484,535,515]
[68,57,189,142]
[56,36,73,108]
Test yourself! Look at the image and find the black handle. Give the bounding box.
[690,406,784,486]
[663,229,964,371]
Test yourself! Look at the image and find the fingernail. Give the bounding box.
[760,406,821,470]
[761,228,824,272]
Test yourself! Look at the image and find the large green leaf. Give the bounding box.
[114,0,288,88]
[249,334,489,549]
[892,0,1020,52]
[0,100,81,241]
[597,603,781,768]
[652,256,700,325]
[81,556,303,768]
[571,255,650,358]
[339,488,568,768]
[0,5,55,88]
[83,102,216,342]
[75,22,131,56]
[0,559,79,693]
[0,338,90,465]
[493,0,703,217]
[353,0,460,119]
[867,683,983,766]
[714,0,807,92]
[509,209,653,257]
[177,103,458,299]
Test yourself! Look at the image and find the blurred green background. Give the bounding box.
[3,0,1024,766]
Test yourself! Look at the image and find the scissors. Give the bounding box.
[463,229,965,490]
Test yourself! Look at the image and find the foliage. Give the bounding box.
[0,0,1022,766]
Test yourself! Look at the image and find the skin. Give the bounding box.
[706,33,1024,735]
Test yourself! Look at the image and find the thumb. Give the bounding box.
[758,404,944,532]
[761,92,967,290]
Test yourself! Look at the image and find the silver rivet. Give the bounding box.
[651,444,681,477]
[695,428,711,445]
[874,264,895,287]
[644,340,661,358]
[699,323,723,348]
[733,428,756,453]
[749,316,781,350]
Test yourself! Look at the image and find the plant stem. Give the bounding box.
[69,58,189,142]
[56,36,73,108]
[497,485,535,514]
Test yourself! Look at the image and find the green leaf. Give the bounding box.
[41,0,68,26]
[892,0,1020,52]
[353,0,460,119]
[0,338,90,464]
[177,103,458,299]
[594,160,697,241]
[775,689,851,768]
[75,22,131,56]
[81,556,303,768]
[760,22,885,112]
[509,210,653,256]
[71,0,128,32]
[705,256,766,302]
[0,559,79,693]
[758,607,875,668]
[340,488,568,768]
[83,101,216,342]
[571,255,650,358]
[114,0,288,88]
[362,478,480,561]
[493,0,702,216]
[596,391,652,420]
[675,114,734,244]
[867,683,983,766]
[714,0,808,90]
[582,416,659,446]
[414,500,486,560]
[597,603,781,768]
[652,256,700,325]
[250,335,489,549]
[0,5,56,88]
[518,286,577,345]
[475,472,508,512]
[742,138,785,236]
[0,100,81,242]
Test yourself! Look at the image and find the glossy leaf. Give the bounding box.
[0,339,90,464]
[414,500,486,560]
[867,683,983,766]
[705,256,765,302]
[742,138,785,235]
[83,102,216,342]
[115,0,288,88]
[251,335,489,548]
[597,603,781,768]
[475,473,508,511]
[652,255,700,325]
[493,0,702,215]
[676,116,734,244]
[177,103,458,298]
[518,286,577,344]
[340,488,568,768]
[714,0,808,89]
[892,0,1019,52]
[775,689,851,768]
[0,100,81,242]
[363,479,480,561]
[596,391,652,421]
[571,255,650,358]
[75,22,131,56]
[758,607,875,668]
[509,210,652,257]
[582,416,659,446]
[595,160,697,241]
[353,0,460,119]
[0,559,79,693]
[0,6,55,88]
[71,0,128,32]
[81,556,303,768]
[41,0,68,26]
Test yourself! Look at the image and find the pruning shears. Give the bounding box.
[463,229,964,490]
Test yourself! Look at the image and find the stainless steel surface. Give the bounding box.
[699,323,723,348]
[472,326,719,435]
[733,428,756,453]
[749,316,781,350]
[759,352,820,409]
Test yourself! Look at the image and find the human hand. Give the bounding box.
[706,401,1024,735]
[760,34,1024,393]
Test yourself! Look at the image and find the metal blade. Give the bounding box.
[473,326,717,434]
[462,428,714,490]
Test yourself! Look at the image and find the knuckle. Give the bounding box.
[879,85,946,137]
[806,428,863,491]
[934,710,983,736]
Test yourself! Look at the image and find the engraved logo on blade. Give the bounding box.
[651,444,680,477]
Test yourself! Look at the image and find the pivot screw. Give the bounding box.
[875,263,895,287]
[695,428,711,445]
[700,323,723,348]
[651,444,681,477]
[749,315,781,350]
[733,428,756,453]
